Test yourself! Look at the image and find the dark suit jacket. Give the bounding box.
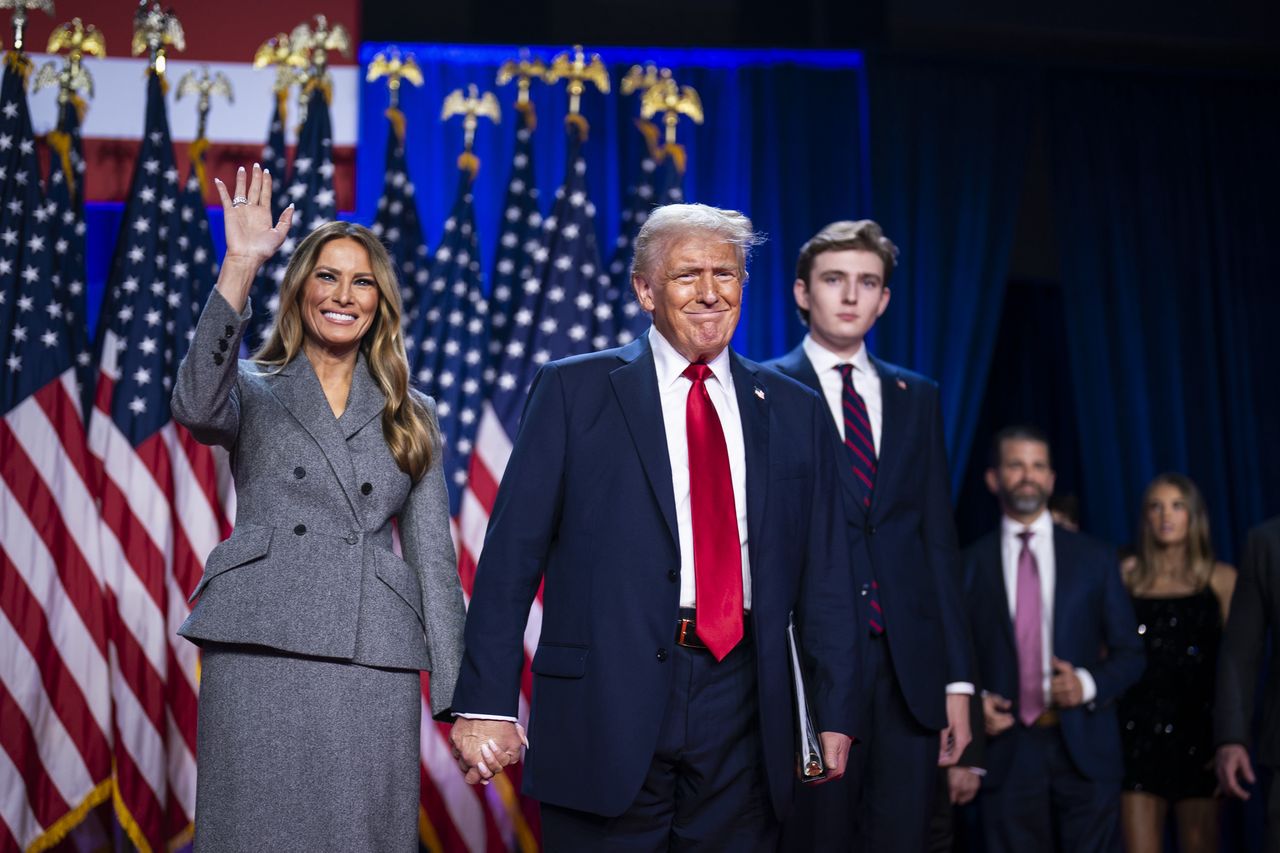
[962,525,1144,786]
[766,345,970,730]
[1215,516,1280,765]
[451,336,859,819]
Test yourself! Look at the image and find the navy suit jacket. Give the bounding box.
[452,336,859,819]
[962,525,1144,786]
[766,345,970,730]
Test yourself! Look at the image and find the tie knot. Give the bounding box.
[837,363,854,380]
[683,363,713,384]
[1018,530,1034,545]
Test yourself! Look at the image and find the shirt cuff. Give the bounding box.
[454,713,519,723]
[964,766,987,777]
[1076,668,1097,704]
[945,681,976,695]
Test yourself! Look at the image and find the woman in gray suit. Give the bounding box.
[171,164,465,852]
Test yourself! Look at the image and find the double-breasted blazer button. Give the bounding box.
[360,482,372,495]
[217,338,229,352]
[294,524,307,536]
[212,352,224,366]
[224,324,235,338]
[656,648,669,662]
[294,466,306,479]
[345,532,359,545]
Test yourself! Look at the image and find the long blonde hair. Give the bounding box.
[254,221,437,481]
[1126,472,1216,593]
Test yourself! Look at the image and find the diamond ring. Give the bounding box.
[231,196,249,207]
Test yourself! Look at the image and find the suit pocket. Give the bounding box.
[190,525,274,602]
[373,547,426,629]
[531,643,589,678]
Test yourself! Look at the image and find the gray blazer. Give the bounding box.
[171,289,465,718]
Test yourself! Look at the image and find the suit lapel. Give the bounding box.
[610,337,680,553]
[265,355,362,521]
[730,353,769,570]
[339,354,386,439]
[1052,526,1072,652]
[987,532,1017,654]
[869,354,905,517]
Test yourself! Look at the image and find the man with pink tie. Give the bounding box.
[962,426,1143,851]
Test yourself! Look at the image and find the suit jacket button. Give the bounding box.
[224,324,235,338]
[656,648,669,662]
[865,524,877,536]
[667,569,678,582]
[212,352,224,366]
[361,482,372,495]
[294,466,306,479]
[346,533,359,545]
[294,524,306,536]
[217,338,229,352]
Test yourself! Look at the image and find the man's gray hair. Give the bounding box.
[629,203,766,283]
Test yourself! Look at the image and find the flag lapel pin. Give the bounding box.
[754,385,765,400]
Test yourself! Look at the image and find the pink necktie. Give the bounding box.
[1015,530,1045,726]
[683,363,743,661]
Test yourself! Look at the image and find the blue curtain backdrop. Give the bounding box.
[1048,70,1280,559]
[355,43,870,361]
[862,56,1035,498]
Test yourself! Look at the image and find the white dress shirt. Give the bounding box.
[1000,509,1097,706]
[650,326,752,610]
[802,334,882,453]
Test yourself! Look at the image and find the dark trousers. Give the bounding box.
[780,631,939,853]
[979,725,1120,853]
[540,636,777,852]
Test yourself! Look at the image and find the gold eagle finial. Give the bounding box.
[544,43,609,139]
[291,13,351,105]
[34,17,104,103]
[366,47,422,110]
[496,48,547,107]
[640,72,704,147]
[176,66,233,142]
[131,1,184,76]
[442,83,501,177]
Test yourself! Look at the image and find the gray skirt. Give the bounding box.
[193,643,421,853]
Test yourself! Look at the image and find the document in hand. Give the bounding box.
[787,612,827,783]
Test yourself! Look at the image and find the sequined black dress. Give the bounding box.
[1119,588,1221,800]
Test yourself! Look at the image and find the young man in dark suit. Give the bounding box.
[769,220,973,852]
[1216,515,1280,844]
[964,426,1143,851]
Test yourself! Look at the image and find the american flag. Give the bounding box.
[86,70,229,851]
[608,129,684,345]
[370,108,429,328]
[44,95,93,419]
[485,101,542,376]
[0,53,113,853]
[407,168,489,514]
[262,91,290,219]
[246,85,336,348]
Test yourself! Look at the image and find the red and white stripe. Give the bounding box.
[0,371,113,851]
[87,330,232,851]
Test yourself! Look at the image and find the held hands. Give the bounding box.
[450,718,528,786]
[1049,656,1084,708]
[1216,744,1256,800]
[947,766,981,805]
[982,693,1015,737]
[214,163,294,272]
[938,693,973,766]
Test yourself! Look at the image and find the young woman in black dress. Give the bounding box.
[1119,473,1236,853]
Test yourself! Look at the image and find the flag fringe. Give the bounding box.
[25,778,112,853]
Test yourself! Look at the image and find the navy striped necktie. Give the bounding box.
[838,364,884,634]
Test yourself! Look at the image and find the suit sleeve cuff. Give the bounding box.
[1076,668,1097,704]
[946,681,976,695]
[455,712,519,723]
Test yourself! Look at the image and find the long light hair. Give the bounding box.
[1125,472,1216,593]
[254,221,437,481]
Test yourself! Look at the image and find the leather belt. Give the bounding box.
[1033,709,1060,728]
[674,608,751,649]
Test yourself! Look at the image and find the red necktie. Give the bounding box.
[683,363,744,661]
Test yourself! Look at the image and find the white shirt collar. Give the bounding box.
[649,325,733,391]
[1001,507,1054,542]
[802,333,874,376]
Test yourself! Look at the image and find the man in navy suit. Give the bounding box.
[963,426,1143,851]
[768,220,973,852]
[450,204,859,850]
